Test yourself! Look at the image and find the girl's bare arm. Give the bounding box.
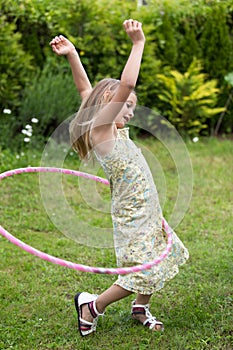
[50,35,92,101]
[93,19,145,128]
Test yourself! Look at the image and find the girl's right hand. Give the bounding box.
[123,19,145,45]
[50,35,76,56]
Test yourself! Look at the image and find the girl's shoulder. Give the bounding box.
[90,124,117,157]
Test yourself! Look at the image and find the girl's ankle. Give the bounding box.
[95,300,105,315]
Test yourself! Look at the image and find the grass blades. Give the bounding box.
[1,137,232,350]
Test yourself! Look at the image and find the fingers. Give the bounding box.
[123,19,142,30]
[49,35,65,46]
[123,19,145,43]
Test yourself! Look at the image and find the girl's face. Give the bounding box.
[115,93,137,128]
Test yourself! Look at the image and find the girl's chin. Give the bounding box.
[115,123,125,128]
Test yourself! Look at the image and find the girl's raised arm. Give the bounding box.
[93,19,145,128]
[50,35,92,101]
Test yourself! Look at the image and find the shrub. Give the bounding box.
[0,15,32,111]
[155,58,225,136]
[17,60,81,148]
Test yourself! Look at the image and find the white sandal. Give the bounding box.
[74,292,104,336]
[131,300,164,331]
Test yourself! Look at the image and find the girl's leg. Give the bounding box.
[81,284,132,322]
[135,293,152,305]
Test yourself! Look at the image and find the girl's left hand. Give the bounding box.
[50,35,76,56]
[123,19,145,45]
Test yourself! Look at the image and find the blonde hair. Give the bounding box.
[69,78,121,159]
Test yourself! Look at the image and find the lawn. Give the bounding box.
[0,137,232,350]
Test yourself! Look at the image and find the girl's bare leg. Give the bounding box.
[81,284,132,322]
[80,287,162,331]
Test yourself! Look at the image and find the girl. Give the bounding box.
[50,19,189,336]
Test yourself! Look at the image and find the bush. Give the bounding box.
[17,60,81,148]
[1,0,233,139]
[155,58,225,136]
[0,15,33,111]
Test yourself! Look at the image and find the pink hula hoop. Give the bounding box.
[0,167,173,274]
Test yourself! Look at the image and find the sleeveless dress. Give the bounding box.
[95,128,189,294]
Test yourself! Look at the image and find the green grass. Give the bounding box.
[1,137,232,350]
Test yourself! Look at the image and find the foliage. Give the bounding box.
[156,59,225,136]
[0,15,33,111]
[214,72,233,135]
[0,0,233,142]
[17,60,81,147]
[199,1,233,82]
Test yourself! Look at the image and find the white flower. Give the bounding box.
[21,129,32,136]
[192,137,199,143]
[31,117,39,123]
[3,108,11,114]
[24,137,31,143]
[21,152,25,156]
[25,124,32,130]
[16,155,20,159]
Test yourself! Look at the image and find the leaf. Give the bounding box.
[224,72,233,87]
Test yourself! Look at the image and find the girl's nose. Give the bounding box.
[129,109,134,118]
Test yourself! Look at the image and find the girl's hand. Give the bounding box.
[50,35,76,56]
[123,19,145,45]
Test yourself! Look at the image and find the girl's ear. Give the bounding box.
[102,90,111,102]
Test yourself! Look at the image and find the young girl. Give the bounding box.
[50,19,189,336]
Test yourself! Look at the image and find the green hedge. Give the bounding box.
[1,0,233,148]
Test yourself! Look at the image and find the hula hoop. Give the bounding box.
[0,167,173,274]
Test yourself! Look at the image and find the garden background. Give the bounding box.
[1,0,233,349]
[1,0,233,146]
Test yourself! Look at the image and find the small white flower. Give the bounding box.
[63,148,67,153]
[31,117,39,123]
[25,124,32,130]
[69,152,74,156]
[3,108,11,114]
[192,137,199,143]
[16,155,20,159]
[24,137,31,143]
[39,318,43,321]
[21,152,25,156]
[22,129,32,136]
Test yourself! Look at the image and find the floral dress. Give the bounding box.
[95,128,189,294]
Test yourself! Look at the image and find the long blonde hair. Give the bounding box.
[69,78,121,159]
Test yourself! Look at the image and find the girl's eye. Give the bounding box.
[126,103,132,108]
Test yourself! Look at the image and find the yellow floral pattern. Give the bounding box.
[95,128,189,294]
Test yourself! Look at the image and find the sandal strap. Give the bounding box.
[79,317,98,335]
[132,300,164,331]
[88,300,104,318]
